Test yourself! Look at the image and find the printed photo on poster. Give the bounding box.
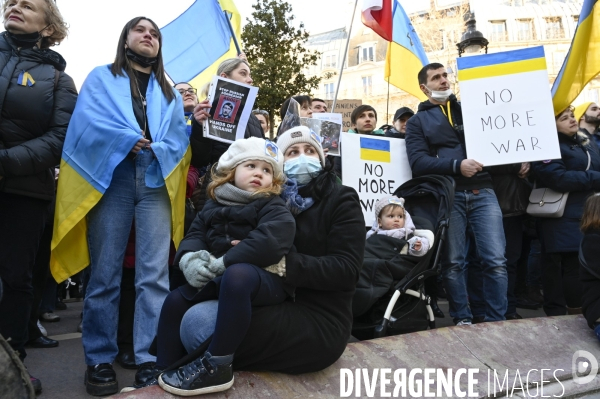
[312,113,343,156]
[203,76,258,144]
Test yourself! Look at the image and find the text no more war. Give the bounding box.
[340,367,566,398]
[358,163,396,213]
[480,89,542,155]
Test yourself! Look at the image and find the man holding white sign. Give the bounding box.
[405,63,507,325]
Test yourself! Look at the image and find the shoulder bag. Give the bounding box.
[527,150,591,218]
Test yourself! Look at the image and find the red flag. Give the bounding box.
[361,0,393,41]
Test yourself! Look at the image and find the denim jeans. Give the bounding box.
[180,300,218,353]
[83,151,171,365]
[442,189,508,322]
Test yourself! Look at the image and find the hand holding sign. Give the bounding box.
[460,159,483,177]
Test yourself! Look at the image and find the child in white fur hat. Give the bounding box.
[367,195,430,257]
[153,137,296,394]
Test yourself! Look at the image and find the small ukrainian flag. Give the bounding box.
[360,137,391,163]
[18,70,35,87]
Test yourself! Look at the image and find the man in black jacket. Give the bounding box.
[405,63,507,325]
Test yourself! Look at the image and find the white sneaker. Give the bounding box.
[37,320,47,336]
[455,319,472,326]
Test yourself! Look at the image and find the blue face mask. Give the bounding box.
[284,155,322,185]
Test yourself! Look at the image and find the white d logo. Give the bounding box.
[572,350,599,385]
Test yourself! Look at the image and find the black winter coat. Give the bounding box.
[352,234,418,317]
[405,96,492,191]
[189,113,265,168]
[580,229,600,329]
[226,183,365,373]
[175,194,295,268]
[532,132,600,253]
[0,33,77,201]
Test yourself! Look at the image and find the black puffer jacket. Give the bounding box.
[190,113,265,168]
[175,194,296,268]
[0,32,77,201]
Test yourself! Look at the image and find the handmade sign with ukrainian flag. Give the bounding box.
[457,46,561,166]
[341,133,412,226]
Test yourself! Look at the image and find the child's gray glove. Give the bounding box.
[179,250,216,288]
[207,255,226,276]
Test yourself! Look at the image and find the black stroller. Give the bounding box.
[352,175,455,340]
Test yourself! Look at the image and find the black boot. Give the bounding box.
[120,362,163,393]
[159,352,234,396]
[85,363,118,396]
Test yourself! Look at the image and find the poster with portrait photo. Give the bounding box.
[312,113,343,156]
[203,76,258,144]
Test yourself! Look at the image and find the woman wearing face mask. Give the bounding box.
[0,0,76,393]
[51,17,189,396]
[154,125,365,394]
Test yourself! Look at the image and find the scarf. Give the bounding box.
[281,178,314,216]
[214,183,258,206]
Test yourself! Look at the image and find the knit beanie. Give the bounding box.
[374,195,405,219]
[574,102,593,123]
[217,137,282,176]
[276,126,326,166]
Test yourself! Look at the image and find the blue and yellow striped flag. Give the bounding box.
[360,137,391,163]
[384,0,429,101]
[551,0,599,115]
[457,46,547,82]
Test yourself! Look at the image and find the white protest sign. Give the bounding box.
[341,133,412,226]
[457,46,560,166]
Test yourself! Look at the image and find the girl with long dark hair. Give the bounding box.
[51,16,189,396]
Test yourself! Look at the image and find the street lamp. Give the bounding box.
[456,11,489,57]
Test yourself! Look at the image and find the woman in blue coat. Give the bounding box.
[532,106,600,316]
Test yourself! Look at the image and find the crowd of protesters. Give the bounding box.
[1,0,600,397]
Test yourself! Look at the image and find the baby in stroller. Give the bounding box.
[353,195,433,319]
[367,196,430,257]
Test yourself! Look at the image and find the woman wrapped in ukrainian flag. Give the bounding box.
[50,16,190,396]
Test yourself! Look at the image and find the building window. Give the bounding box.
[545,17,564,39]
[362,76,372,96]
[324,83,334,100]
[359,45,375,63]
[516,19,535,41]
[322,53,337,69]
[573,15,579,25]
[489,21,507,42]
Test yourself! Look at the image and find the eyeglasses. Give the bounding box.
[177,88,197,96]
[252,109,269,117]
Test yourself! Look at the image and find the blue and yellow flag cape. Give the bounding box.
[50,65,191,282]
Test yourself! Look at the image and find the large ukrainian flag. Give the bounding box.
[551,0,599,115]
[50,66,191,283]
[161,0,242,90]
[385,0,429,101]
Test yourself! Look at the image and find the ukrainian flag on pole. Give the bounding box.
[385,0,429,101]
[161,0,242,89]
[161,0,241,88]
[551,0,599,115]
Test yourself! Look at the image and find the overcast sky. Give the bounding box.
[5,0,427,88]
